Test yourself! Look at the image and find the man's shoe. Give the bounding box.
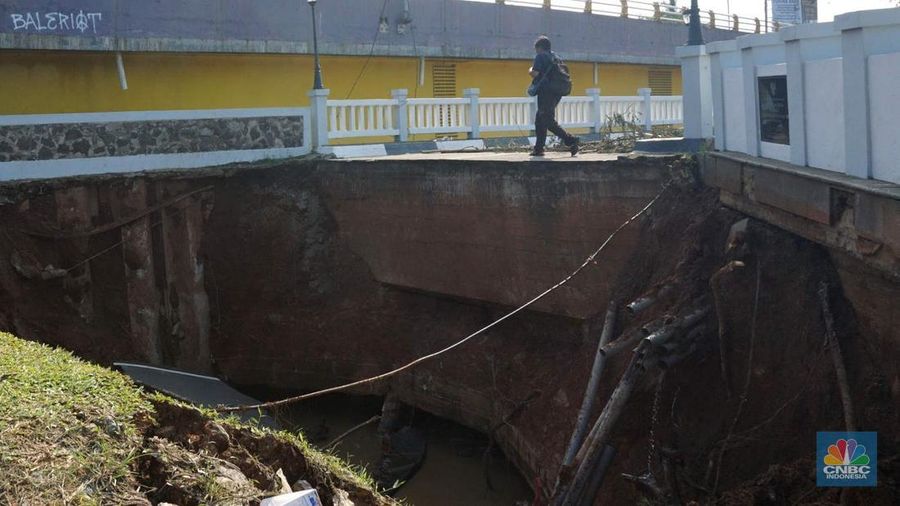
[529,149,545,157]
[568,137,580,157]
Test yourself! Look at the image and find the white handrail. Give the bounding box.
[408,98,471,135]
[320,89,682,143]
[650,96,683,126]
[465,0,779,34]
[479,97,535,133]
[327,99,400,139]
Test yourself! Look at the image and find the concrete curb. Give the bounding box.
[327,134,604,159]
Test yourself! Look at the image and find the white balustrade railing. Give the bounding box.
[465,0,779,34]
[312,88,683,146]
[558,96,595,129]
[479,98,534,133]
[408,98,471,135]
[599,96,644,121]
[327,99,399,139]
[650,96,683,126]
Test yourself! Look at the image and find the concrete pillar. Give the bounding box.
[840,28,871,179]
[784,37,808,166]
[464,88,481,139]
[638,87,653,133]
[307,88,330,152]
[392,88,410,142]
[676,44,713,140]
[709,50,726,151]
[740,47,760,156]
[586,88,602,134]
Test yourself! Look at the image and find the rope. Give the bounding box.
[218,181,672,413]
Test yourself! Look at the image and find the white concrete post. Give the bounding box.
[391,88,409,142]
[586,88,602,134]
[638,87,653,133]
[464,88,481,139]
[740,47,760,156]
[307,88,330,152]
[709,50,726,151]
[839,27,871,179]
[784,37,808,167]
[676,45,714,140]
[528,96,538,133]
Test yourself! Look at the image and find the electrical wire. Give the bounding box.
[344,0,391,99]
[218,180,672,413]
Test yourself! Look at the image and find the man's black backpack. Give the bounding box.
[548,52,573,96]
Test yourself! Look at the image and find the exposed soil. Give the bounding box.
[137,399,393,506]
[552,173,900,505]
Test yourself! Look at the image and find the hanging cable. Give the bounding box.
[344,0,391,99]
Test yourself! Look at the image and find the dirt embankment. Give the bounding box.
[0,157,897,504]
[0,331,393,506]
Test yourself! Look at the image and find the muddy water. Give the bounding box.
[280,394,533,505]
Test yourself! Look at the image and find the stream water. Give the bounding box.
[278,394,533,505]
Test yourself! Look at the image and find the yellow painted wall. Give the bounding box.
[672,68,683,95]
[0,50,680,141]
[0,50,426,113]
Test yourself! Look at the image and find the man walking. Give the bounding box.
[528,36,579,157]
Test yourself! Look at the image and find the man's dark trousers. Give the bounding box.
[535,91,574,151]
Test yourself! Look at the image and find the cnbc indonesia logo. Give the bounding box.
[817,432,877,487]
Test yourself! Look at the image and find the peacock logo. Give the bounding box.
[824,439,870,466]
[818,432,877,487]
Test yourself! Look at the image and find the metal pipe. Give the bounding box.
[688,0,704,45]
[625,284,672,316]
[115,51,128,90]
[419,56,425,87]
[562,301,618,467]
[577,444,617,506]
[309,1,324,90]
[643,306,709,350]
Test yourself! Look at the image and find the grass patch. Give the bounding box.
[0,332,150,504]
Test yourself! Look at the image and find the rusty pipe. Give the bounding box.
[625,284,673,316]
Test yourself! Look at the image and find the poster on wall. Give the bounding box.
[758,76,790,145]
[772,0,802,25]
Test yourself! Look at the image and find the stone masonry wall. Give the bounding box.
[0,116,303,162]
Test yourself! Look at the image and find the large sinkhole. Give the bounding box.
[2,156,898,505]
